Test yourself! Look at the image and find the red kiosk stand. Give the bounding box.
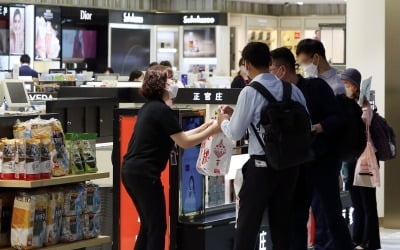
[113,109,177,250]
[112,108,237,250]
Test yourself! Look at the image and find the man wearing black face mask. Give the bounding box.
[270,47,353,250]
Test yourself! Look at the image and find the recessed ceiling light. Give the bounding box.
[296,1,304,5]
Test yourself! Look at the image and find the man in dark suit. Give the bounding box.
[19,54,38,78]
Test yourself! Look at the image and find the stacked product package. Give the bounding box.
[6,183,101,249]
[65,133,98,174]
[0,118,99,181]
[0,118,69,181]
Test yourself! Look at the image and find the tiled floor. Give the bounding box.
[380,228,400,249]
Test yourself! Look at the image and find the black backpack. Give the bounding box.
[370,109,396,161]
[250,81,314,170]
[335,94,367,162]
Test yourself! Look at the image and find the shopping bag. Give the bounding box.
[354,141,380,188]
[196,132,234,176]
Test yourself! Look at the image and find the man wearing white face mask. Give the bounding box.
[270,47,353,250]
[121,65,219,250]
[231,58,250,88]
[296,39,345,96]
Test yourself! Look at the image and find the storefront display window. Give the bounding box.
[157,27,179,68]
[183,27,216,58]
[247,29,277,50]
[280,30,302,56]
[320,25,346,64]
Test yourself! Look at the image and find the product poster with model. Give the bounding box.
[62,29,97,60]
[183,27,216,58]
[111,28,150,75]
[0,7,9,55]
[180,116,205,217]
[9,6,24,55]
[35,6,61,60]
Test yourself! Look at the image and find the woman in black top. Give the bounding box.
[122,65,219,250]
[231,58,250,88]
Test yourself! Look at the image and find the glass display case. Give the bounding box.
[156,27,179,69]
[280,30,302,56]
[247,29,278,50]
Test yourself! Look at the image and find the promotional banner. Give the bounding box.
[35,6,61,60]
[9,6,24,55]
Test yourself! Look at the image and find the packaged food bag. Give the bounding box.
[65,133,84,175]
[63,185,84,217]
[30,120,53,139]
[44,190,64,246]
[196,132,234,176]
[2,139,16,180]
[60,215,83,242]
[78,133,97,173]
[11,192,48,249]
[0,192,14,247]
[15,139,26,180]
[36,135,54,179]
[84,183,101,214]
[51,119,69,176]
[25,139,41,181]
[82,213,100,240]
[13,120,32,139]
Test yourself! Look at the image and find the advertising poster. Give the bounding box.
[9,6,24,55]
[0,26,8,55]
[35,6,61,60]
[62,29,97,59]
[181,116,204,216]
[183,27,216,58]
[111,28,150,75]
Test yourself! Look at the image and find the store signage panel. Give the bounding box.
[109,11,227,26]
[80,10,92,20]
[174,88,240,104]
[109,10,151,24]
[122,12,144,24]
[61,7,108,25]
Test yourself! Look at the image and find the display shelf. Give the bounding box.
[0,235,112,250]
[0,172,110,188]
[158,48,178,53]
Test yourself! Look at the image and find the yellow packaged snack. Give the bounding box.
[11,192,49,249]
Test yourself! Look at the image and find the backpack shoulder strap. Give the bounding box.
[249,81,277,103]
[281,80,293,101]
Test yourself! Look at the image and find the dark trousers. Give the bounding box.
[234,157,299,250]
[121,172,166,250]
[291,156,353,250]
[345,161,381,249]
